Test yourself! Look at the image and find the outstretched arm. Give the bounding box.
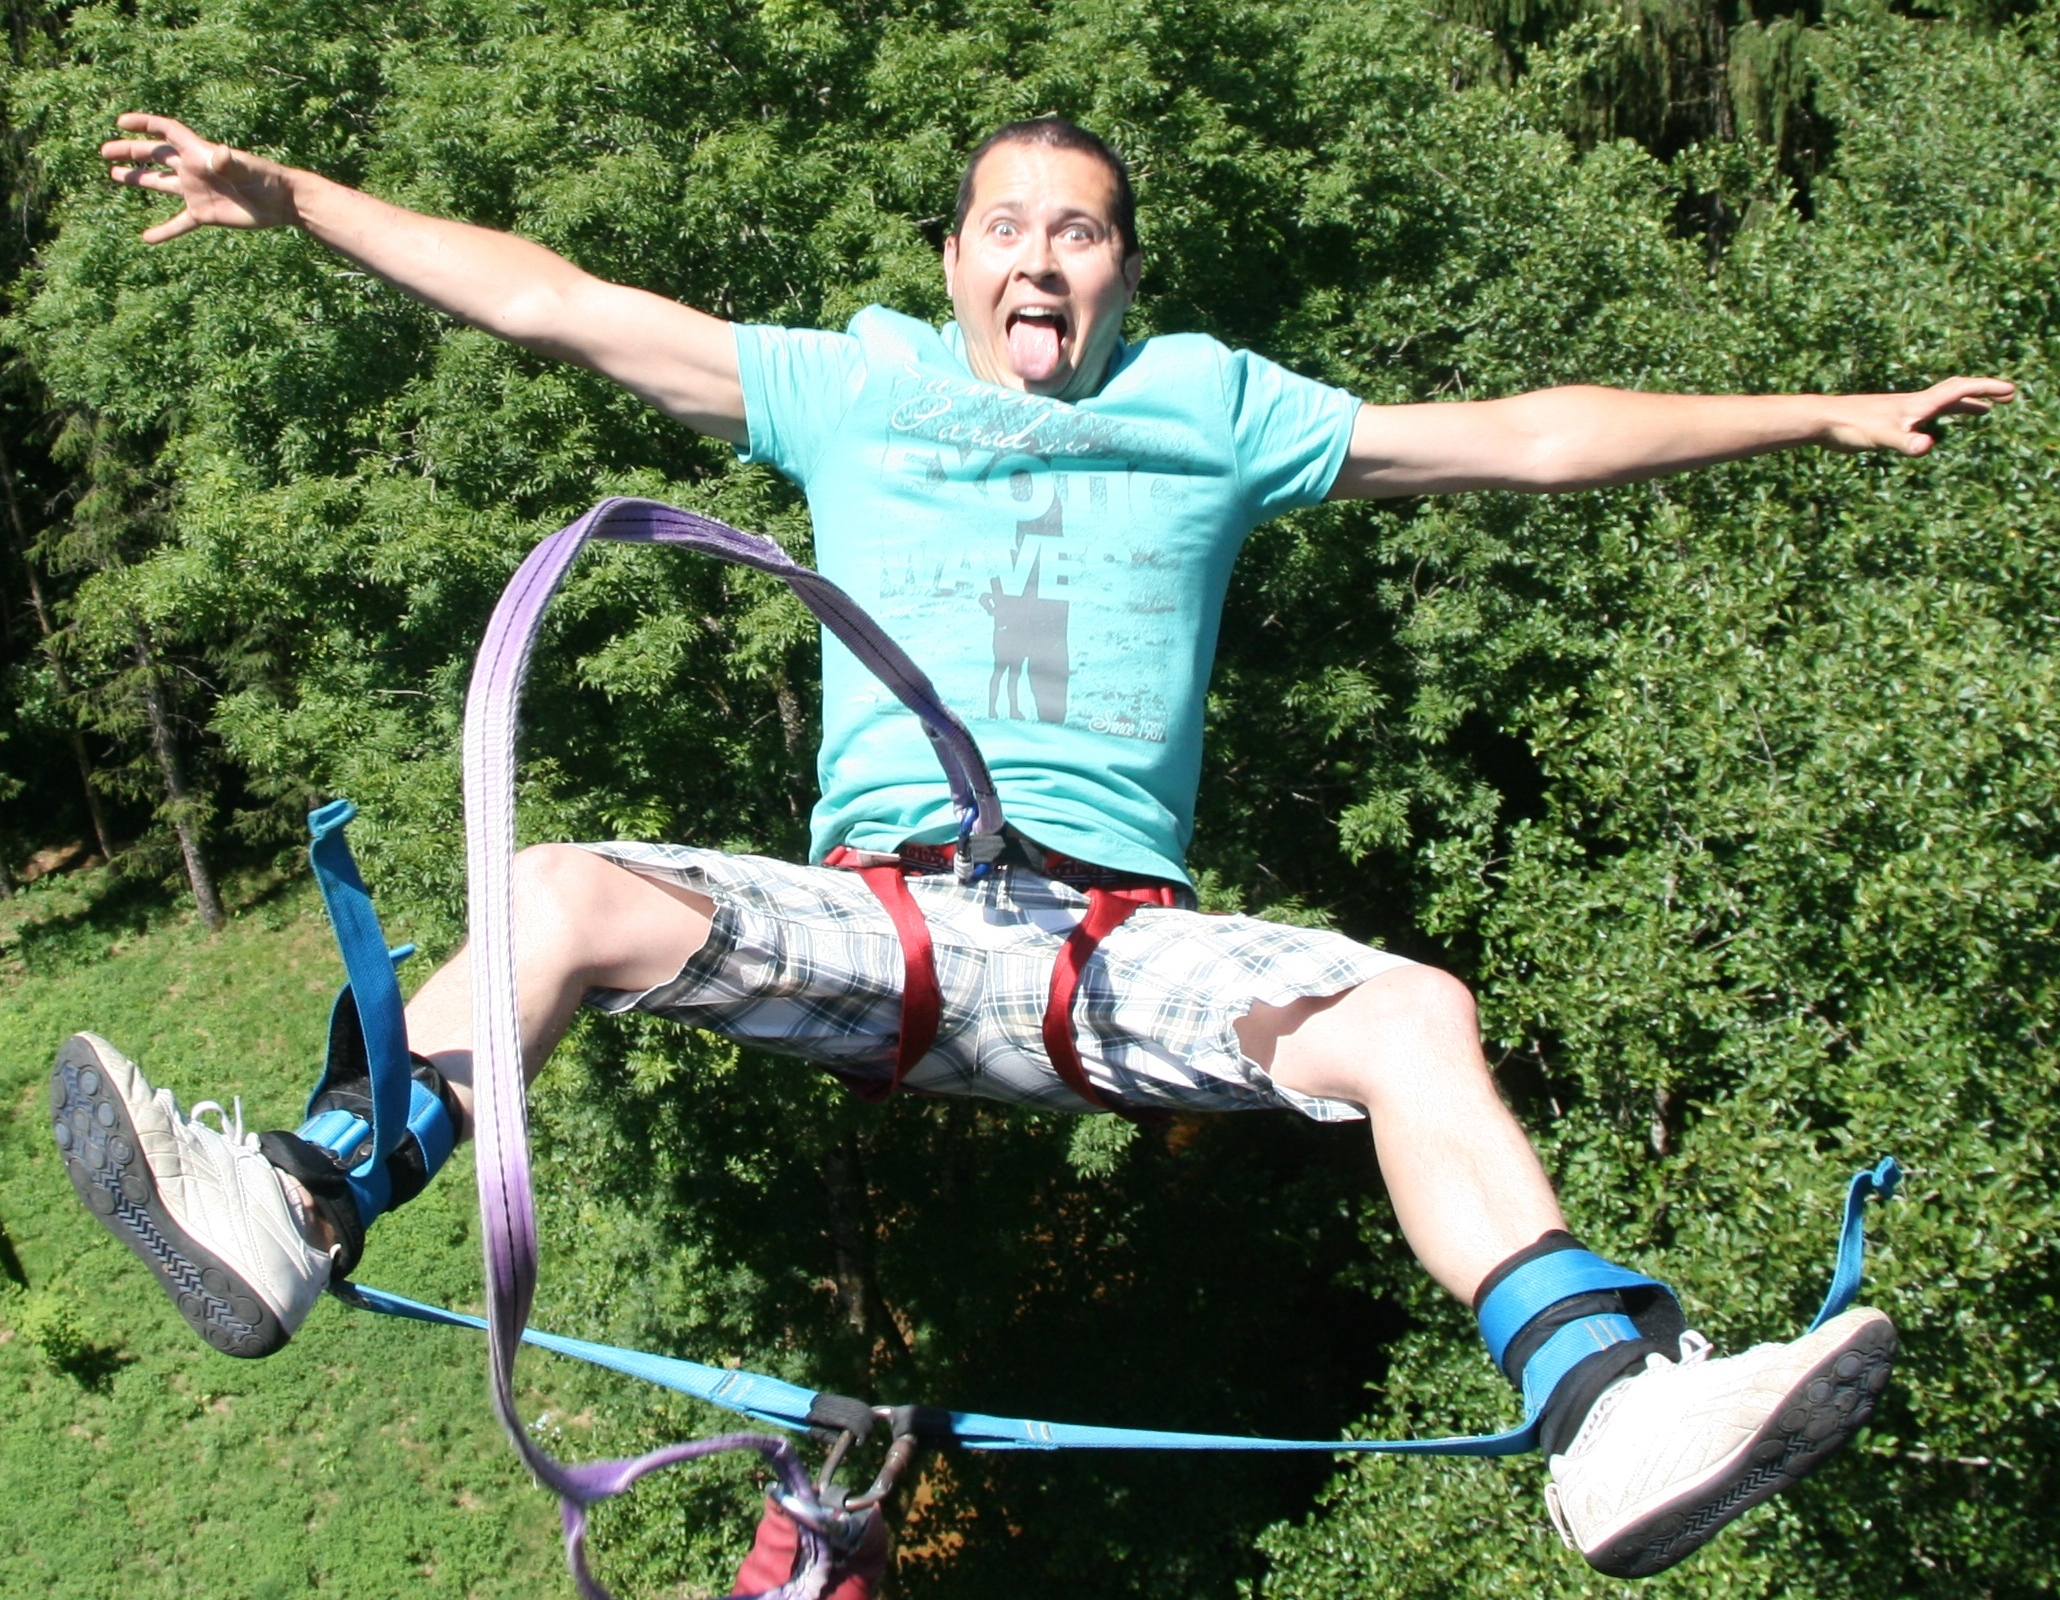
[1328,379,2016,500]
[102,113,747,444]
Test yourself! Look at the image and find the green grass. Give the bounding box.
[0,868,727,1599]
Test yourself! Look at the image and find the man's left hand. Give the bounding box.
[1823,376,2018,456]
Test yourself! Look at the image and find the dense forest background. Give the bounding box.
[0,0,2055,1595]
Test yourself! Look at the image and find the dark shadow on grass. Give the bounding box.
[56,1341,135,1394]
[232,867,302,917]
[6,857,304,978]
[0,1215,27,1287]
[10,867,177,977]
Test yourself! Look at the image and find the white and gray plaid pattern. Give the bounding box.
[580,843,1409,1122]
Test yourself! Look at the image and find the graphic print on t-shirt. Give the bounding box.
[982,553,1067,722]
[874,366,1202,746]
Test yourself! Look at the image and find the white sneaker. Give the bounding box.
[1545,1306,1896,1578]
[51,1032,332,1357]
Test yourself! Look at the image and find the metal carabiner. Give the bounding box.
[843,1404,952,1511]
[954,807,1005,882]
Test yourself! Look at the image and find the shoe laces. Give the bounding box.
[190,1096,255,1150]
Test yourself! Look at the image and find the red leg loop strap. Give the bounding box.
[1042,885,1176,1118]
[828,853,1173,1118]
[825,848,941,1100]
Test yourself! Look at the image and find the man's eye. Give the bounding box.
[992,221,1018,239]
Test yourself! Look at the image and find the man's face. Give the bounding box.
[943,142,1142,402]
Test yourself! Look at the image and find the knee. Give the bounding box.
[1360,963,1480,1038]
[508,845,710,989]
[1264,964,1484,1109]
[511,843,614,932]
[1331,964,1487,1103]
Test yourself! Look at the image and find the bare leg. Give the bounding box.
[1236,964,1565,1304]
[403,844,714,1127]
[283,846,710,1250]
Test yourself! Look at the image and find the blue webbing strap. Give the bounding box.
[306,800,418,1197]
[351,1156,1898,1459]
[1518,1314,1643,1418]
[1475,1250,1665,1373]
[1810,1156,1902,1331]
[350,1287,823,1433]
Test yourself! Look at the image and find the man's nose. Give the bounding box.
[1016,228,1059,280]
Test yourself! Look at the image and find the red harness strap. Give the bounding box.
[828,848,1175,1117]
[1042,884,1176,1116]
[824,847,941,1101]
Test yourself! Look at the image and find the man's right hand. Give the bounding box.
[103,112,298,242]
[98,111,748,444]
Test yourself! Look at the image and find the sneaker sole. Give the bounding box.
[1589,1309,1897,1579]
[50,1036,289,1359]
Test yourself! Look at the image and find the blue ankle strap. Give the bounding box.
[302,800,453,1229]
[1476,1249,1665,1374]
[1518,1313,1643,1416]
[299,1075,456,1228]
[307,800,417,1177]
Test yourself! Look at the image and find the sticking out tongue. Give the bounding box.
[1007,316,1064,382]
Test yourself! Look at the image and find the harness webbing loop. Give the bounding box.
[461,498,1003,1599]
[1043,885,1176,1118]
[825,854,1177,1118]
[822,848,941,1099]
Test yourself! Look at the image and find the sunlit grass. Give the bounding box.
[0,868,585,1598]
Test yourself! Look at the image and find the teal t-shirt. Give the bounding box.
[734,306,1360,884]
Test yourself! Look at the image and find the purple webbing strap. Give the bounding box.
[464,498,996,1598]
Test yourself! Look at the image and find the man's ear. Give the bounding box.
[942,233,960,296]
[1123,251,1142,298]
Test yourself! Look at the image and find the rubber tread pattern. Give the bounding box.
[1589,1314,1897,1578]
[50,1038,288,1359]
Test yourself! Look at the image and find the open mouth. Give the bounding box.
[1005,305,1071,382]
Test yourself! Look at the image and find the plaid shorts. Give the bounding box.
[580,844,1411,1123]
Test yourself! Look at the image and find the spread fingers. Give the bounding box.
[139,209,202,246]
[108,166,182,194]
[100,137,181,167]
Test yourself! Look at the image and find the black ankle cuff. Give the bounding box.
[1536,1337,1664,1457]
[257,1129,368,1276]
[299,1053,464,1213]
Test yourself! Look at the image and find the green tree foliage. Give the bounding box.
[1,0,2054,1596]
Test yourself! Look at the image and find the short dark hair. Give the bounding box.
[953,117,1139,259]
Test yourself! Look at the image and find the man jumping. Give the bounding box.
[54,110,2012,1581]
